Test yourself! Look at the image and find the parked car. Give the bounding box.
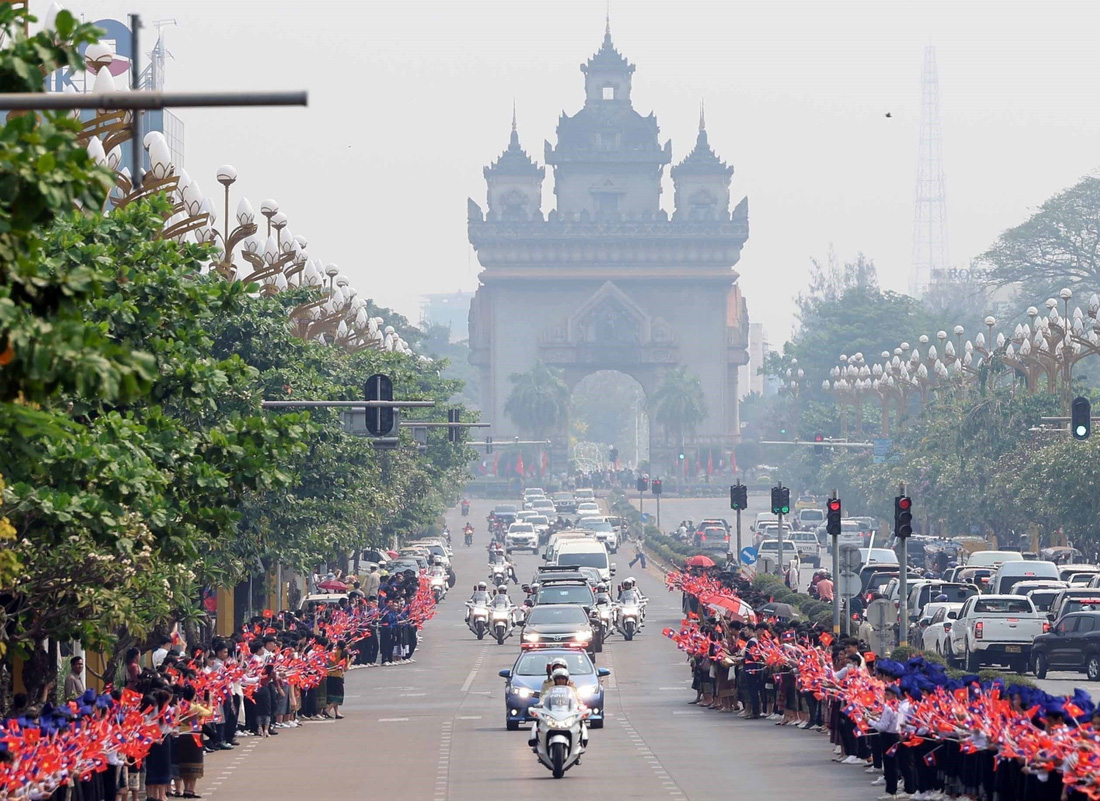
[1030,611,1100,680]
[946,595,1048,673]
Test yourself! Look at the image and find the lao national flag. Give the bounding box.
[706,453,714,476]
[515,452,524,475]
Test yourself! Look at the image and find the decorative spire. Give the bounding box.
[605,2,611,44]
[485,105,544,180]
[510,99,519,147]
[584,15,634,75]
[511,99,517,133]
[699,100,706,132]
[672,110,733,179]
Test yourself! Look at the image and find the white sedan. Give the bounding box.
[920,602,963,655]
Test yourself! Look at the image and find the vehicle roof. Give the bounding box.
[556,540,608,552]
[759,539,798,549]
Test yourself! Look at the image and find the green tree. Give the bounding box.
[652,366,707,449]
[981,175,1100,299]
[504,360,570,438]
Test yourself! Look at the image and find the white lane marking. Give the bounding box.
[456,715,482,719]
[378,717,409,722]
[460,647,488,693]
[400,692,427,697]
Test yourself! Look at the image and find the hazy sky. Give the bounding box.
[68,0,1100,345]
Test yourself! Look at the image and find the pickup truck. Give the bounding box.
[946,594,1049,673]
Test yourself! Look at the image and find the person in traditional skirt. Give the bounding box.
[174,685,210,799]
[326,642,347,720]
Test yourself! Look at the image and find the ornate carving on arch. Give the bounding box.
[651,315,675,345]
[569,281,651,344]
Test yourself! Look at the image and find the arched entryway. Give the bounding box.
[567,370,650,470]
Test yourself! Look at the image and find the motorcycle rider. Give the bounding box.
[465,581,491,622]
[490,584,515,623]
[529,666,587,752]
[488,548,518,584]
[442,525,451,545]
[593,583,613,607]
[618,577,646,624]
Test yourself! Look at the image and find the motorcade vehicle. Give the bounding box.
[498,647,608,730]
[532,579,597,612]
[506,522,540,554]
[576,501,601,517]
[298,592,349,612]
[427,566,449,602]
[794,493,819,511]
[464,527,474,547]
[963,550,1025,570]
[490,602,516,645]
[543,531,593,563]
[575,517,619,553]
[526,513,551,533]
[918,602,964,655]
[386,558,423,575]
[1011,582,1067,613]
[552,492,577,513]
[461,499,470,516]
[698,517,731,532]
[554,541,614,583]
[614,595,645,640]
[1060,565,1100,585]
[694,525,731,553]
[574,488,596,504]
[837,519,870,548]
[520,604,597,660]
[954,567,994,592]
[1030,610,1100,680]
[531,499,557,518]
[466,598,491,640]
[946,595,1048,672]
[490,504,519,526]
[754,523,793,549]
[407,540,452,568]
[758,539,800,572]
[789,530,821,567]
[990,560,1061,595]
[795,508,825,532]
[529,686,592,778]
[524,487,547,501]
[1048,588,1100,622]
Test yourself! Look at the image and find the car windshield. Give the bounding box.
[922,585,976,603]
[973,598,1032,613]
[1063,599,1100,614]
[527,605,590,625]
[529,516,549,526]
[1027,590,1060,612]
[514,652,594,676]
[800,510,824,521]
[510,524,534,533]
[537,585,595,605]
[578,520,613,532]
[558,552,607,569]
[760,540,795,552]
[494,505,517,514]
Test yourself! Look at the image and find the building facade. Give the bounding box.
[468,24,750,458]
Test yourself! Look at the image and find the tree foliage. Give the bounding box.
[504,360,570,438]
[652,365,707,446]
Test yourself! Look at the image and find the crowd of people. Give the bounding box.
[666,565,1100,801]
[0,571,438,801]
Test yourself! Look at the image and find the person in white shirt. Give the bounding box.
[151,636,172,668]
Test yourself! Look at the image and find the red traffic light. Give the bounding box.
[898,497,912,511]
[814,434,824,443]
[827,499,841,513]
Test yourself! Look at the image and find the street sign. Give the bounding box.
[740,546,758,565]
[838,572,862,599]
[866,598,898,629]
[873,438,892,464]
[840,546,862,573]
[640,513,650,523]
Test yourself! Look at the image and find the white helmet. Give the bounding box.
[496,585,509,594]
[477,581,487,591]
[550,667,570,682]
[621,578,634,590]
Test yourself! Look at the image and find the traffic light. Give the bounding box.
[677,451,685,462]
[364,373,395,437]
[610,446,619,464]
[730,483,748,511]
[895,495,913,538]
[447,408,461,443]
[651,479,662,496]
[1072,396,1091,440]
[636,476,649,492]
[485,436,493,454]
[770,486,790,515]
[814,433,824,455]
[826,497,842,537]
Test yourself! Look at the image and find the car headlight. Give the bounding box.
[573,631,592,641]
[513,687,533,699]
[576,685,597,698]
[523,632,540,642]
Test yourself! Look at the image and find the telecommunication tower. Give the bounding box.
[911,45,949,297]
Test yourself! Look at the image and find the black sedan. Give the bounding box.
[1032,610,1100,681]
[498,647,609,730]
[519,604,596,660]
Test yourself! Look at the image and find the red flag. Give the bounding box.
[516,452,524,476]
[695,454,701,475]
[540,451,548,477]
[730,450,738,475]
[492,452,499,475]
[707,452,714,476]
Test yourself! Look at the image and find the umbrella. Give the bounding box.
[386,549,400,559]
[684,555,715,568]
[702,595,756,623]
[317,579,348,591]
[759,602,801,620]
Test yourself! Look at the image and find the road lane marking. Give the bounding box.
[400,692,427,696]
[456,715,482,719]
[378,717,409,722]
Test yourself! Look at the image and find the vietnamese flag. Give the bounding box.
[516,451,525,476]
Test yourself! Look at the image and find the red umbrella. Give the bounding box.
[317,579,348,591]
[704,596,755,623]
[684,555,715,568]
[386,550,399,558]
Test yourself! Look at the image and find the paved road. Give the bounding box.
[200,498,894,800]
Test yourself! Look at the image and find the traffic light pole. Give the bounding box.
[898,481,908,647]
[656,494,661,530]
[735,508,742,568]
[831,489,840,636]
[776,481,785,578]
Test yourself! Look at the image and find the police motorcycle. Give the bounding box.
[613,579,647,641]
[528,670,591,779]
[591,584,615,642]
[428,562,449,603]
[488,585,517,645]
[465,582,492,640]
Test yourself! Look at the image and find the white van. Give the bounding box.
[555,540,614,583]
[965,550,1025,570]
[543,531,592,562]
[991,560,1061,595]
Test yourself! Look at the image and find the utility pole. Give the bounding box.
[827,492,841,635]
[730,480,747,566]
[896,484,913,646]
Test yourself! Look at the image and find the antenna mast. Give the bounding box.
[911,45,949,298]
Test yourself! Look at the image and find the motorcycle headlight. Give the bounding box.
[492,611,509,620]
[553,715,577,728]
[523,632,540,642]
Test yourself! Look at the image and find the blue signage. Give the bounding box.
[740,547,758,565]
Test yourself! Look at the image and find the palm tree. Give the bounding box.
[652,366,707,451]
[504,360,570,439]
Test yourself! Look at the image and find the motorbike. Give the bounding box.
[464,528,474,547]
[461,500,470,516]
[489,564,508,586]
[592,603,614,643]
[429,574,448,603]
[530,688,590,779]
[490,606,514,645]
[615,600,645,641]
[466,601,490,639]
